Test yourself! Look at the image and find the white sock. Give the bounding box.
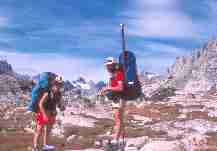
[111,139,119,144]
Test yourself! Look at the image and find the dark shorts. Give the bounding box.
[105,91,123,102]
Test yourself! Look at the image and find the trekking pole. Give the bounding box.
[120,24,127,53]
[120,23,128,74]
[120,24,127,150]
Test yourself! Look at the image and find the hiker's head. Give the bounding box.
[104,57,118,73]
[51,75,64,93]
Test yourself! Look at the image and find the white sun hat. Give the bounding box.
[55,75,64,83]
[104,57,117,65]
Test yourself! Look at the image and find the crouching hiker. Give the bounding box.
[100,57,126,146]
[27,72,65,151]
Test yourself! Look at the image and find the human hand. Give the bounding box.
[60,105,65,111]
[98,87,109,96]
[102,86,111,92]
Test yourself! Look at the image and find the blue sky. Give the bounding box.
[0,0,216,81]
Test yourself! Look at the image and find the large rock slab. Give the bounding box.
[140,141,185,151]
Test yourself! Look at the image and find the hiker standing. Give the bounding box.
[100,25,142,150]
[29,73,64,151]
[100,57,126,145]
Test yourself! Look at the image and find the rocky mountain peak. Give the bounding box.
[0,58,13,74]
[168,39,217,92]
[76,77,86,84]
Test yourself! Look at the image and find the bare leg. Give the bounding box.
[43,125,48,146]
[113,99,125,142]
[43,112,56,146]
[43,123,54,145]
[113,108,121,141]
[120,99,126,140]
[33,124,43,148]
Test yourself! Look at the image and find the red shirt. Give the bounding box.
[111,69,124,87]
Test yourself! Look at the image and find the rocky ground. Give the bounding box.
[1,91,217,151]
[2,39,217,151]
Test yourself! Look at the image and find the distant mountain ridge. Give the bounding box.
[168,39,217,92]
[2,39,217,102]
[0,59,13,74]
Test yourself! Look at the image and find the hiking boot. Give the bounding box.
[119,141,126,151]
[43,144,55,151]
[119,139,126,147]
[104,141,119,151]
[31,146,39,151]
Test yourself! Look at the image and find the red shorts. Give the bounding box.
[35,112,56,126]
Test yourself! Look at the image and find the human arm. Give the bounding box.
[104,81,124,92]
[57,95,65,111]
[102,70,124,92]
[38,92,49,121]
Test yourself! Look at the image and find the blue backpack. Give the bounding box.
[119,51,142,100]
[27,72,56,113]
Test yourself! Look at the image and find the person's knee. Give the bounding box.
[35,131,42,139]
[36,125,43,134]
